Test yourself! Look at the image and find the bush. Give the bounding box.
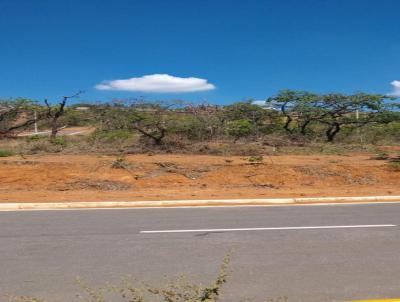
[28,140,63,154]
[0,149,14,157]
[90,129,133,143]
[226,119,254,141]
[25,135,42,142]
[51,137,67,147]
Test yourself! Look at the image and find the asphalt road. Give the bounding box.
[1,203,400,302]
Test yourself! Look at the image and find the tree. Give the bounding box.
[315,93,392,142]
[97,104,134,130]
[226,119,254,142]
[44,91,83,141]
[183,103,223,140]
[266,90,320,135]
[268,90,395,142]
[223,101,268,134]
[0,98,40,137]
[97,100,193,146]
[128,101,177,146]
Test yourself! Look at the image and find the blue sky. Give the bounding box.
[0,0,399,104]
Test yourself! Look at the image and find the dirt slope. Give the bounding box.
[0,154,399,202]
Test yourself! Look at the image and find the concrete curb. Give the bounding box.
[1,195,400,211]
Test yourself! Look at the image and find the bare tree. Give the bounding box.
[44,91,83,141]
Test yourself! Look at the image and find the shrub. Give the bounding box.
[25,135,42,142]
[226,119,254,141]
[51,137,67,147]
[0,149,14,157]
[28,140,63,154]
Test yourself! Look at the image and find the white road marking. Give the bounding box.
[140,224,397,234]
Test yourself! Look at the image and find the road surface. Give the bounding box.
[1,203,400,301]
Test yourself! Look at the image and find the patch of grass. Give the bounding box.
[51,137,67,147]
[387,161,400,172]
[248,155,263,163]
[0,149,14,157]
[277,143,380,156]
[28,140,63,154]
[370,151,390,160]
[25,135,42,142]
[111,156,130,169]
[90,129,133,143]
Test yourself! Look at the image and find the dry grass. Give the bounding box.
[6,253,234,302]
[1,133,395,158]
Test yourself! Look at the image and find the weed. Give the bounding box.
[111,156,130,169]
[248,155,263,163]
[8,252,234,302]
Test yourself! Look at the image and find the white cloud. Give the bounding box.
[95,74,216,93]
[252,100,266,106]
[389,80,400,97]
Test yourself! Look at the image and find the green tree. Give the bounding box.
[268,90,396,142]
[316,93,393,142]
[223,101,268,134]
[266,90,320,135]
[128,101,180,146]
[226,119,254,142]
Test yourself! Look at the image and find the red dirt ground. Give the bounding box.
[0,154,399,203]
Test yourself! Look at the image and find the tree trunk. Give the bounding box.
[283,116,293,133]
[326,123,340,142]
[133,125,165,145]
[50,124,58,141]
[153,137,163,145]
[300,120,311,135]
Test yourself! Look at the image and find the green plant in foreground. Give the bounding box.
[77,252,230,302]
[0,149,14,157]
